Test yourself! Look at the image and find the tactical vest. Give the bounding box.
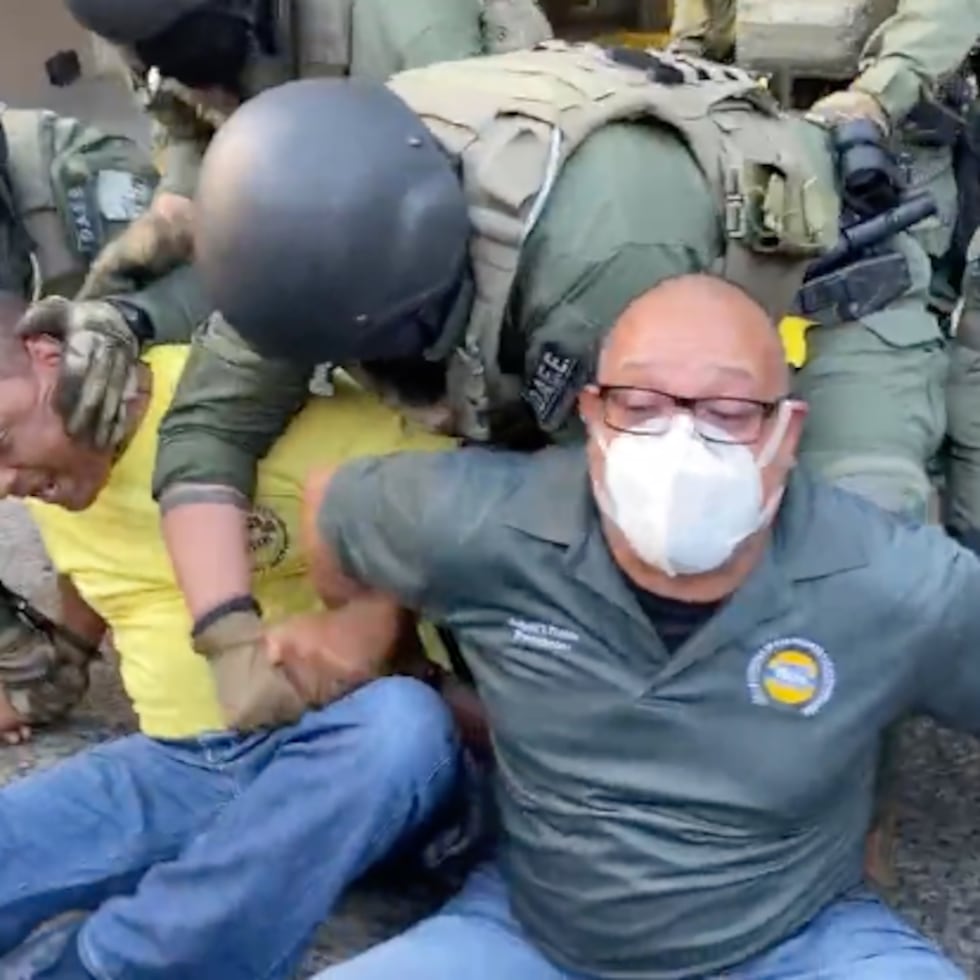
[0,108,157,300]
[388,42,839,440]
[736,0,897,82]
[291,0,553,77]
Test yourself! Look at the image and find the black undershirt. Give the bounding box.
[625,582,722,654]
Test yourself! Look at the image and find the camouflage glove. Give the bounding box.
[808,89,890,134]
[17,296,140,452]
[0,621,91,727]
[481,0,553,54]
[78,205,195,301]
[192,608,306,732]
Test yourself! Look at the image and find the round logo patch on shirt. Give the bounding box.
[747,638,835,717]
[247,505,289,571]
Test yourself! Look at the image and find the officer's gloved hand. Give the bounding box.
[17,296,140,452]
[0,620,91,735]
[809,88,889,134]
[78,203,195,302]
[192,605,306,732]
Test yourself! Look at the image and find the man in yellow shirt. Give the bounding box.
[0,298,461,980]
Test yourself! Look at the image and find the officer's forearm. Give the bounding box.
[855,0,980,123]
[160,496,252,622]
[116,264,210,348]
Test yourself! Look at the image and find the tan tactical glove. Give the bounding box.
[808,89,890,134]
[193,608,306,732]
[0,620,92,728]
[17,296,140,453]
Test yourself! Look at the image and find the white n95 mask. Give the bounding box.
[597,404,792,577]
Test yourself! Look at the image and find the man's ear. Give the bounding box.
[781,400,809,464]
[22,333,62,370]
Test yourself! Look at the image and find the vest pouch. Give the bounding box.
[735,159,833,258]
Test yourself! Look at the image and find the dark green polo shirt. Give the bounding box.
[319,445,980,979]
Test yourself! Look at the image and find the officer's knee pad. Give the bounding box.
[816,454,933,522]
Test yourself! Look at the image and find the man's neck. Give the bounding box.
[605,518,771,604]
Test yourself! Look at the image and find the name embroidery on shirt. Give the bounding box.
[508,617,580,653]
[746,637,835,717]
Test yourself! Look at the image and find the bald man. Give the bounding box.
[279,272,980,979]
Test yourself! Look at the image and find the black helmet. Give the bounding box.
[194,77,470,365]
[65,0,211,43]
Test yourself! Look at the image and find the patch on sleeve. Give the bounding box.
[95,169,153,222]
[522,343,585,432]
[64,181,102,258]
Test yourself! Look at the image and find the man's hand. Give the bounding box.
[17,297,139,452]
[265,610,380,705]
[0,682,30,745]
[808,88,890,134]
[78,202,195,302]
[0,619,92,733]
[193,607,306,731]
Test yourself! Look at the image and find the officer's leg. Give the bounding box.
[0,733,235,953]
[79,678,461,980]
[947,234,980,553]
[795,260,947,885]
[731,888,964,979]
[794,299,946,521]
[315,860,578,980]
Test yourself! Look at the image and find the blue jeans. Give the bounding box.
[0,677,459,980]
[316,860,965,980]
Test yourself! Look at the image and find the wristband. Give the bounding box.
[192,595,262,638]
[105,297,155,345]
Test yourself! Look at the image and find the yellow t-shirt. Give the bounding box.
[28,347,454,739]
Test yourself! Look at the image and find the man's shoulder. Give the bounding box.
[350,443,582,527]
[780,469,971,592]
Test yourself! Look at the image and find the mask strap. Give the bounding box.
[757,400,793,469]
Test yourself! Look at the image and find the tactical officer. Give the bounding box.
[0,104,181,738]
[115,44,949,668]
[45,0,553,386]
[671,0,980,548]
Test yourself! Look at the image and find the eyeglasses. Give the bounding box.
[594,385,788,446]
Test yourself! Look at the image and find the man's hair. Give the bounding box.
[133,7,252,91]
[0,291,30,380]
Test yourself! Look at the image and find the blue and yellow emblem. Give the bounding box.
[747,638,835,716]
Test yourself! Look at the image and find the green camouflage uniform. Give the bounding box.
[0,107,157,724]
[670,0,980,517]
[151,47,942,537]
